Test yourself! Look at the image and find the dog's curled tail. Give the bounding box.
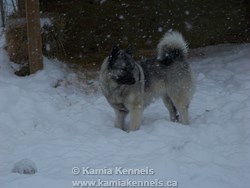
[157,31,188,63]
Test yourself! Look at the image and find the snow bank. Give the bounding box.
[0,31,249,188]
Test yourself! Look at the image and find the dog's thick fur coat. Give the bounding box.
[99,31,195,131]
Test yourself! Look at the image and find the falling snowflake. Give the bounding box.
[185,10,190,15]
[158,27,163,32]
[184,21,192,31]
[119,15,125,20]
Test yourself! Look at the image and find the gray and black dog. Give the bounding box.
[99,31,195,132]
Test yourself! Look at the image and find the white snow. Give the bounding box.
[99,0,107,5]
[40,18,52,27]
[0,31,250,188]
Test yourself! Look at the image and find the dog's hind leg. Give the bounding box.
[172,97,190,125]
[177,105,189,125]
[114,110,128,131]
[162,95,179,122]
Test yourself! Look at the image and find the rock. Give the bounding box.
[12,158,37,175]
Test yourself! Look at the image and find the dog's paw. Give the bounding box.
[12,158,37,175]
[127,127,140,132]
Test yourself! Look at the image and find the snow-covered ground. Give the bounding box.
[0,32,250,188]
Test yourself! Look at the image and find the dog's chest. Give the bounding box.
[105,83,128,103]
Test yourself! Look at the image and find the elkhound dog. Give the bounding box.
[99,31,195,132]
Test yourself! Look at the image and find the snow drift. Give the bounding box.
[0,32,250,188]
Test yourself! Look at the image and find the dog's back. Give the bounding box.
[138,32,195,124]
[139,32,194,106]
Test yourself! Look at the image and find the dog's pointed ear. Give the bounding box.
[126,44,135,55]
[109,45,119,63]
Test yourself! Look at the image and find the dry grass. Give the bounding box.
[5,18,28,65]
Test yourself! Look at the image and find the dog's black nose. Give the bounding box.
[116,75,136,85]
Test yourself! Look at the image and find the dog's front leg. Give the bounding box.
[128,104,143,132]
[114,109,128,131]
